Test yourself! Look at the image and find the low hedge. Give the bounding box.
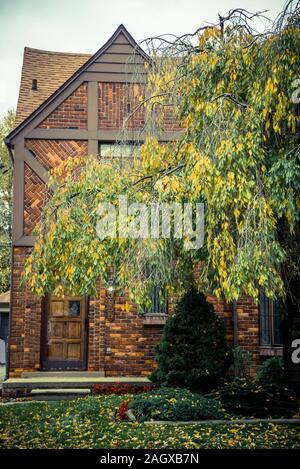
[213,379,299,418]
[256,357,285,385]
[127,387,225,421]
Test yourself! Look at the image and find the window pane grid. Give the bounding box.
[145,286,167,315]
[260,292,271,345]
[260,292,283,347]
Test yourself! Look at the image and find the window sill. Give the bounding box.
[259,346,283,357]
[142,314,168,326]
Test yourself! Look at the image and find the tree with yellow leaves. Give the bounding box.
[24,2,300,386]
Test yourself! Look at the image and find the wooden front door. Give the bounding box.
[42,296,88,370]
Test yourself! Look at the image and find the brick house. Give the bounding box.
[4,25,283,381]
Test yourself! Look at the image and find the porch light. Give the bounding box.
[106,277,115,321]
[107,279,115,293]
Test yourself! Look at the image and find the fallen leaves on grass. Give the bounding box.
[0,396,299,449]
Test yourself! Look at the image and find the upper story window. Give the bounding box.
[260,292,283,346]
[99,143,140,166]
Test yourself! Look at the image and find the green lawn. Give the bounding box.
[0,395,299,449]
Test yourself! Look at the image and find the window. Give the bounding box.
[0,312,9,341]
[99,143,140,165]
[260,292,283,346]
[68,300,81,317]
[145,285,167,315]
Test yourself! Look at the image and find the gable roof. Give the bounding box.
[15,48,91,127]
[6,24,149,146]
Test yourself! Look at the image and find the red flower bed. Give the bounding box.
[91,382,156,395]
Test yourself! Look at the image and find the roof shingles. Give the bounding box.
[15,47,91,127]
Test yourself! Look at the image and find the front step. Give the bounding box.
[29,388,91,401]
[3,376,151,391]
[21,371,105,378]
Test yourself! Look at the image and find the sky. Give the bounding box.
[0,0,285,119]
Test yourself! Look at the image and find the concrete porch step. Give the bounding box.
[29,388,91,401]
[3,376,150,390]
[21,371,105,378]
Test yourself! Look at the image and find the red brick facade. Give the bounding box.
[9,244,261,377]
[10,247,41,376]
[24,164,48,236]
[25,139,88,171]
[7,26,267,379]
[98,83,145,130]
[9,251,163,377]
[208,295,260,375]
[39,83,88,129]
[97,82,181,132]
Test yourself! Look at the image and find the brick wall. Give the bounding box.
[9,252,260,377]
[25,139,88,171]
[23,140,88,235]
[98,82,182,132]
[208,295,260,376]
[24,164,49,235]
[207,295,234,343]
[8,252,165,377]
[87,279,167,375]
[87,280,106,372]
[39,83,88,129]
[236,296,260,374]
[9,246,260,377]
[98,82,145,131]
[101,288,162,376]
[162,106,183,132]
[9,247,42,377]
[197,259,260,374]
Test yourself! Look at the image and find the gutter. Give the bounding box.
[4,139,14,165]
